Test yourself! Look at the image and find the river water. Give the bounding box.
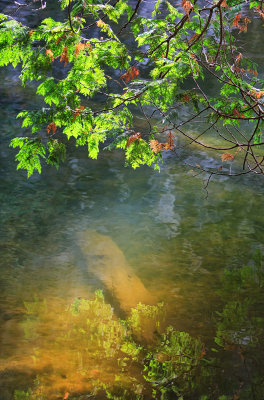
[0,2,264,400]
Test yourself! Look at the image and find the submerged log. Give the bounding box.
[77,229,156,312]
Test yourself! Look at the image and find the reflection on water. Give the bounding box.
[2,256,264,400]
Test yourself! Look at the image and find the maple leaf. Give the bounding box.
[73,106,85,122]
[120,66,139,83]
[60,47,69,66]
[221,0,228,7]
[149,139,165,153]
[221,153,234,162]
[182,0,193,16]
[126,132,141,147]
[164,131,175,150]
[248,90,264,99]
[63,392,69,400]
[46,49,54,61]
[255,90,264,99]
[47,122,57,134]
[239,17,251,33]
[74,42,85,58]
[131,66,139,79]
[28,29,34,37]
[232,13,241,28]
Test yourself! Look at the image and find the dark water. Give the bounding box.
[0,2,264,400]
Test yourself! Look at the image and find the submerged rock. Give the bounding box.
[77,229,156,312]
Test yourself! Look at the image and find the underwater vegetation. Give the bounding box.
[8,251,264,400]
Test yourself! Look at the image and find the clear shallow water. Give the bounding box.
[0,3,264,399]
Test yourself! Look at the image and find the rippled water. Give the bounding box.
[1,2,264,399]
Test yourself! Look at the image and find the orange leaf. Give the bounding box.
[63,392,69,400]
[73,106,85,122]
[47,122,57,134]
[233,13,241,27]
[126,132,141,147]
[239,17,251,33]
[221,153,234,162]
[74,42,85,58]
[248,90,264,99]
[120,66,139,83]
[46,49,54,61]
[221,0,228,7]
[28,30,34,37]
[60,47,69,66]
[235,53,243,64]
[182,0,193,15]
[149,139,165,153]
[164,131,175,150]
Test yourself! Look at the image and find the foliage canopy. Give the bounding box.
[1,0,264,177]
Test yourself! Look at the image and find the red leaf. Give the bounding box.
[47,122,57,134]
[182,0,193,15]
[221,0,228,7]
[221,153,234,162]
[46,49,54,61]
[73,106,85,122]
[120,66,139,83]
[248,90,264,99]
[238,17,251,33]
[164,131,175,150]
[126,132,141,147]
[149,140,165,153]
[74,42,85,58]
[233,13,241,27]
[60,47,69,66]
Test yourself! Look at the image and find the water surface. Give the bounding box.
[0,2,264,399]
